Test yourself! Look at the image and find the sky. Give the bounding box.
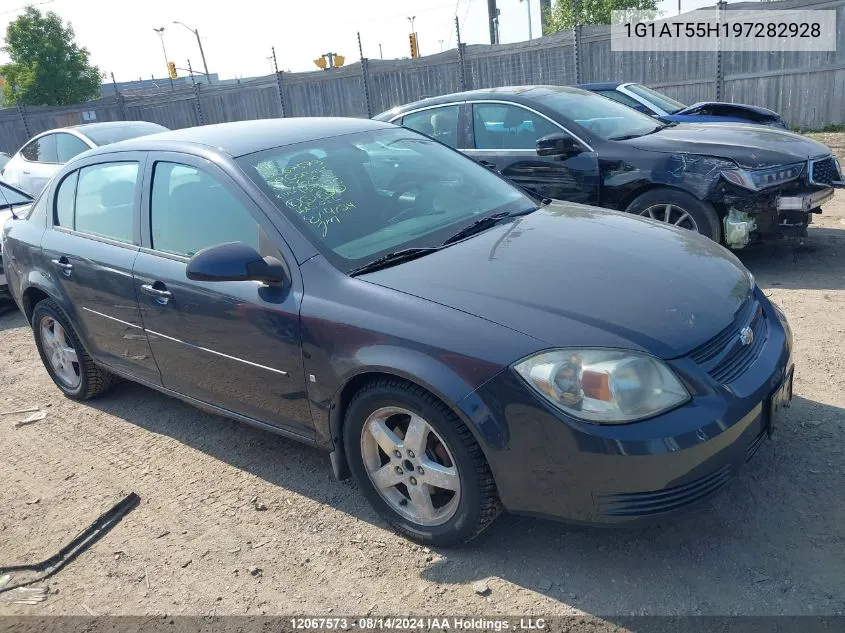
[0,0,724,82]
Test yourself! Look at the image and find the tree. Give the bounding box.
[544,0,658,32]
[1,6,102,106]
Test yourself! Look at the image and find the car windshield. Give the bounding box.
[536,90,663,140]
[626,84,686,114]
[80,122,168,146]
[0,181,32,208]
[238,127,534,272]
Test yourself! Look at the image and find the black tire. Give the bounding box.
[343,377,502,546]
[32,298,118,400]
[625,187,722,242]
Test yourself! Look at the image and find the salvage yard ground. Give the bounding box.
[1,135,845,617]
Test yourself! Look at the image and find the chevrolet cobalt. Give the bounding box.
[2,119,793,545]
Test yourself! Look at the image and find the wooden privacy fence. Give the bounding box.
[1,0,844,153]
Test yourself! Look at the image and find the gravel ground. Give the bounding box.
[1,156,845,619]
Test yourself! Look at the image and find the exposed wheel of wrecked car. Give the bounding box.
[626,188,721,242]
[344,378,501,546]
[32,299,118,400]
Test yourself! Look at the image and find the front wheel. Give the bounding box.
[625,188,722,242]
[343,378,502,546]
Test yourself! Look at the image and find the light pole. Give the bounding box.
[173,21,211,82]
[153,27,174,90]
[439,39,444,51]
[520,0,533,39]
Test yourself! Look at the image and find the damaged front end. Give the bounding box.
[708,156,842,249]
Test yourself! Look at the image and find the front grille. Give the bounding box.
[687,298,769,385]
[596,465,732,517]
[710,310,768,384]
[809,157,840,186]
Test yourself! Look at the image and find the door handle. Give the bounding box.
[140,282,172,304]
[51,257,73,277]
[478,160,497,170]
[22,170,30,175]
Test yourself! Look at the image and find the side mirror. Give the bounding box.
[536,133,578,157]
[186,242,287,285]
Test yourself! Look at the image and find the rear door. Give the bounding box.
[40,152,160,383]
[132,152,312,438]
[466,101,599,204]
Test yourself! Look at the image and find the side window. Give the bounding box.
[20,139,41,162]
[56,133,90,163]
[472,103,561,150]
[54,171,78,228]
[35,134,58,163]
[75,162,138,243]
[598,90,644,109]
[402,105,460,148]
[150,161,270,258]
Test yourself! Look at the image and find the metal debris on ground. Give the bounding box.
[0,492,141,598]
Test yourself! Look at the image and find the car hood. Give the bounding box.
[361,203,752,359]
[621,124,830,168]
[677,101,781,119]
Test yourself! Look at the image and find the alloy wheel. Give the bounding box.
[40,316,81,389]
[360,406,461,526]
[639,203,699,231]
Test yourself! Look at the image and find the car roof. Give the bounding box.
[374,85,592,119]
[91,117,395,158]
[66,121,158,133]
[574,82,623,91]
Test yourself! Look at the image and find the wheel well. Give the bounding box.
[617,183,711,216]
[22,287,49,323]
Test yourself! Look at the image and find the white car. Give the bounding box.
[0,180,33,313]
[1,121,168,196]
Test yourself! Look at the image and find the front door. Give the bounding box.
[132,154,312,438]
[466,102,599,204]
[40,154,160,384]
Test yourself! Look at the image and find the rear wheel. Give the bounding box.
[32,299,118,400]
[344,378,501,546]
[626,188,722,242]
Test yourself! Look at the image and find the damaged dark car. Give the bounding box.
[375,86,843,249]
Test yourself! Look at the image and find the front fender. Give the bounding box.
[325,346,511,450]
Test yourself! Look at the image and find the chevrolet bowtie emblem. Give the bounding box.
[740,326,754,346]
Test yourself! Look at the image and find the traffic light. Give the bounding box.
[167,61,177,80]
[333,54,345,67]
[409,33,419,58]
[314,57,328,70]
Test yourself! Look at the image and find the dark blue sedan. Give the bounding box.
[1,118,793,545]
[577,82,787,128]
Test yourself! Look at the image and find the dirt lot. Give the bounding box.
[2,144,845,619]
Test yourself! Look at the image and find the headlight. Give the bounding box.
[721,162,805,191]
[513,349,690,424]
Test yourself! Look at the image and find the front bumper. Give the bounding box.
[457,294,792,524]
[777,187,834,212]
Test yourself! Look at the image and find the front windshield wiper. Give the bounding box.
[441,207,537,247]
[348,247,442,277]
[609,124,672,141]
